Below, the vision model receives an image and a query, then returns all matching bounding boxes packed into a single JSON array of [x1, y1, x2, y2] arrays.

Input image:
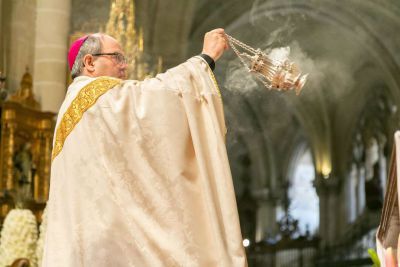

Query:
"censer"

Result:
[[225, 34, 308, 95]]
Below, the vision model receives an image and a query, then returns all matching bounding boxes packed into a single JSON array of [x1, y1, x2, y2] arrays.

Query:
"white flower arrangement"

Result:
[[36, 206, 47, 267], [0, 209, 38, 267]]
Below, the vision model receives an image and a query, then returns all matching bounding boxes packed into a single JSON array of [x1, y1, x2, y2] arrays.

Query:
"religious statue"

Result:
[[13, 142, 34, 205]]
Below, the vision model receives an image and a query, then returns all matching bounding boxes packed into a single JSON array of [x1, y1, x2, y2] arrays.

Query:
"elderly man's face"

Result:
[[92, 35, 127, 79]]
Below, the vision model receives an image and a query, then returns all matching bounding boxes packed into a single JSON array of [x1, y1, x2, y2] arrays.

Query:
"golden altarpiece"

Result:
[[0, 69, 55, 222]]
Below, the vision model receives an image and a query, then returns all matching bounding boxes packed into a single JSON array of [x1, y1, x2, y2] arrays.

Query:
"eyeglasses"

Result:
[[91, 52, 128, 65]]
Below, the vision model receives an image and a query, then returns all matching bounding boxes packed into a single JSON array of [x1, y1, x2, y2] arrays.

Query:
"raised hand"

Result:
[[201, 28, 229, 62]]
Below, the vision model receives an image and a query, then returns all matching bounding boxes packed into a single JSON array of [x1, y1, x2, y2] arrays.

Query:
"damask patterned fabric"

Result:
[[42, 57, 247, 267]]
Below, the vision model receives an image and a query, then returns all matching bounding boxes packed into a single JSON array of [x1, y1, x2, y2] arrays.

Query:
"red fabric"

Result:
[[68, 35, 89, 71]]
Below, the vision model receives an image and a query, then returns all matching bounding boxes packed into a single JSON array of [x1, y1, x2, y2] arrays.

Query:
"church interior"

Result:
[[1, 0, 400, 266]]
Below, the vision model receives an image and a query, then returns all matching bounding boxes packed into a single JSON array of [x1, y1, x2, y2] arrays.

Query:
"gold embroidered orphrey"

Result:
[[51, 77, 122, 161], [206, 63, 222, 98]]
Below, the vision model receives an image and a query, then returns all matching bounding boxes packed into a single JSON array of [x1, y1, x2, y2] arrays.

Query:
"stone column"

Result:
[[33, 0, 71, 112], [346, 164, 357, 223], [254, 188, 277, 242], [357, 165, 366, 215], [8, 0, 36, 92], [315, 176, 340, 247]]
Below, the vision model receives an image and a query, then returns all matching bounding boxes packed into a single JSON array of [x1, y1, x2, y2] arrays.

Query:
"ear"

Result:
[[82, 54, 96, 73]]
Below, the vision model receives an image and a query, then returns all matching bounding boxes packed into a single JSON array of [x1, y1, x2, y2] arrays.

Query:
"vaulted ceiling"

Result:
[[183, 0, 400, 197]]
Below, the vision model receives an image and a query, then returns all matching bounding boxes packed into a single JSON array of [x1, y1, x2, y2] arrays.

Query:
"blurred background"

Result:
[[1, 0, 400, 266]]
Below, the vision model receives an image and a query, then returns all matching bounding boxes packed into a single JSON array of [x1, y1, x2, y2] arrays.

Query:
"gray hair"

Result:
[[71, 35, 102, 79]]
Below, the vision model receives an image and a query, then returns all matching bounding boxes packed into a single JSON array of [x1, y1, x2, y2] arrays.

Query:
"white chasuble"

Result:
[[42, 57, 247, 267]]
